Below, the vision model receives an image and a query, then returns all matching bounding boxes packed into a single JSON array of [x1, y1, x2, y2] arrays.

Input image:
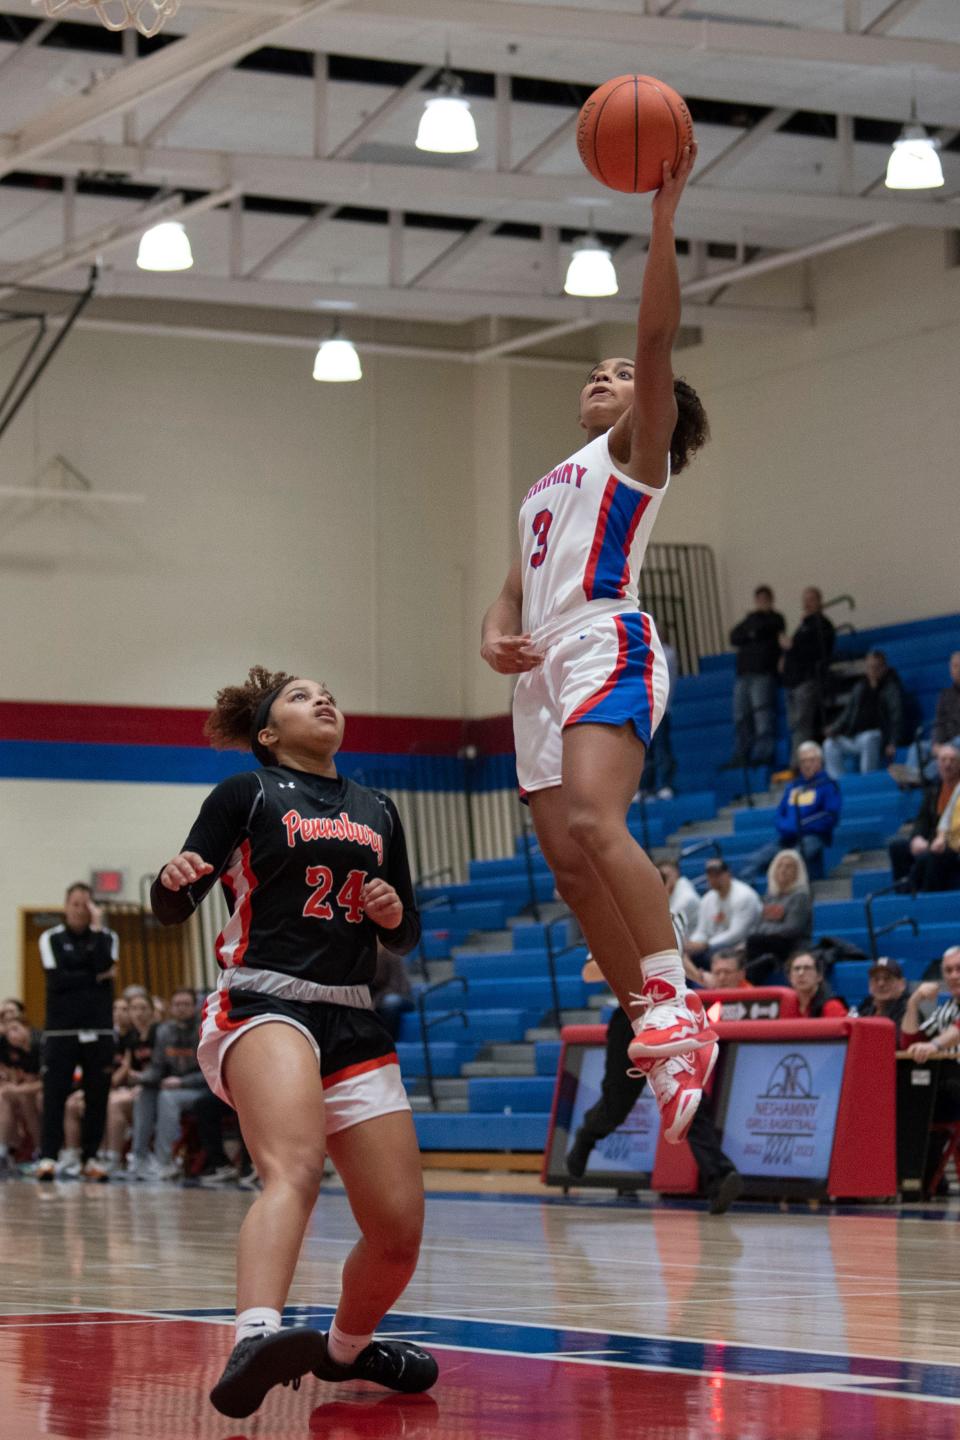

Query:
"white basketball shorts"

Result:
[[512, 610, 669, 796]]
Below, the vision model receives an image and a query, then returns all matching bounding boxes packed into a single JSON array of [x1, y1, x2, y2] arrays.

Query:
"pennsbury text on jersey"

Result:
[[281, 808, 384, 864]]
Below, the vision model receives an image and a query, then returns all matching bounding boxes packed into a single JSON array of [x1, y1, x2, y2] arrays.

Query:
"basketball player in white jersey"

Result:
[[481, 144, 715, 1144]]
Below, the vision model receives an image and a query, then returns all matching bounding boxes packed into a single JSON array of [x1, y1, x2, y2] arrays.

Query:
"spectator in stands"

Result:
[[639, 636, 679, 800], [685, 859, 762, 963], [657, 859, 701, 938], [786, 951, 847, 1018], [685, 948, 751, 990], [740, 742, 842, 883], [854, 958, 909, 1028], [35, 883, 119, 1183], [823, 651, 906, 779], [730, 585, 785, 769], [104, 990, 156, 1173], [889, 745, 960, 888], [895, 652, 960, 785], [567, 961, 743, 1214], [902, 947, 960, 1190], [902, 947, 960, 1058], [130, 987, 207, 1181], [781, 587, 836, 762], [709, 950, 749, 989], [370, 945, 414, 1040], [0, 1017, 42, 1173], [743, 850, 813, 974], [1, 997, 27, 1027]]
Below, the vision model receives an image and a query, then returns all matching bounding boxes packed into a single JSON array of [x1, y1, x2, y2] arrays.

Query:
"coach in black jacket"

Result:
[[36, 883, 118, 1180]]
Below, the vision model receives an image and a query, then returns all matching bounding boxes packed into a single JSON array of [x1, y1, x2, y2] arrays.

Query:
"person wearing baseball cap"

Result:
[[855, 957, 908, 1029]]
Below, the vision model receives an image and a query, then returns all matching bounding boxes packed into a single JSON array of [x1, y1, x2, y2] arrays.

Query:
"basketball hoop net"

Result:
[[31, 0, 182, 38]]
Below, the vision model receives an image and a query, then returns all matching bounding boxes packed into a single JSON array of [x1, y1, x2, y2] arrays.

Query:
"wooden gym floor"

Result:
[[2, 1171, 960, 1439]]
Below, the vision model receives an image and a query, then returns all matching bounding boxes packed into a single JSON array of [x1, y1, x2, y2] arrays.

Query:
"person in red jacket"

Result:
[[786, 951, 848, 1018]]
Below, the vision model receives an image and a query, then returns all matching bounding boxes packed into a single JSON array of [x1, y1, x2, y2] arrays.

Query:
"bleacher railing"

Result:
[[639, 542, 724, 676]]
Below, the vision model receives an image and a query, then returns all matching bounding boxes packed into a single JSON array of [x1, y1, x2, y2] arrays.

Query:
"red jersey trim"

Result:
[[322, 1051, 399, 1090]]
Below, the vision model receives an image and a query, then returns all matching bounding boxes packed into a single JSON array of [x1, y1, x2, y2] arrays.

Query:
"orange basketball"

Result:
[[577, 74, 694, 193]]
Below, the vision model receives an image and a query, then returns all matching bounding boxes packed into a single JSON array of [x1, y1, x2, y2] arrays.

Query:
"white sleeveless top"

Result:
[[518, 429, 669, 649]]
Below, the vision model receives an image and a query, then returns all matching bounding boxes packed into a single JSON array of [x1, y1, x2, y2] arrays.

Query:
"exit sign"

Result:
[[91, 869, 125, 898]]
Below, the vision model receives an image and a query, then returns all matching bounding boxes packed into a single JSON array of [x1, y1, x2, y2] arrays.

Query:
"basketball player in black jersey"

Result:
[[151, 667, 437, 1418]]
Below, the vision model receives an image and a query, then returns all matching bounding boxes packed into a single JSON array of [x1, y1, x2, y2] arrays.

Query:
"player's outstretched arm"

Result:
[[610, 141, 697, 489], [481, 558, 542, 674]]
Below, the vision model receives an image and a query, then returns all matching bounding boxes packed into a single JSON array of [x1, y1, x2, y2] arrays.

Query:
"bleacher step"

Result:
[[484, 1043, 536, 1064], [423, 960, 455, 982], [409, 1096, 470, 1113], [461, 1060, 536, 1077], [525, 1026, 562, 1042]]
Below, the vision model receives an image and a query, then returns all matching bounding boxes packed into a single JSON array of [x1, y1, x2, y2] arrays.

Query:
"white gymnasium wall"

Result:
[[653, 228, 960, 632], [0, 327, 475, 998], [1, 328, 471, 712]]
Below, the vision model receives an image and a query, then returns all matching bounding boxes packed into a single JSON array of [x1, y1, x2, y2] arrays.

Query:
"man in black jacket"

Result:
[[889, 744, 960, 886], [730, 585, 785, 767], [823, 651, 906, 779], [781, 587, 836, 763], [36, 883, 118, 1182]]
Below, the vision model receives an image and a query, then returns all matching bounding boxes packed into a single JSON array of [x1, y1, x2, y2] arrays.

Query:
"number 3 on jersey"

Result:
[[303, 865, 367, 923], [530, 508, 552, 568]]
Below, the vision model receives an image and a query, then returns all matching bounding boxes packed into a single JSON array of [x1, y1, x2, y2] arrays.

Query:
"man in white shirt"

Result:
[[686, 859, 762, 962], [657, 859, 700, 937]]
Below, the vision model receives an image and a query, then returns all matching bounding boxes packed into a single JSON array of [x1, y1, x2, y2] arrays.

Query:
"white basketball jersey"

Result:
[[518, 428, 669, 647]]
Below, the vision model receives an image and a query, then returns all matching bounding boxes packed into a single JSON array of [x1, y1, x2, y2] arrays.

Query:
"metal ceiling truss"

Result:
[[0, 0, 957, 359]]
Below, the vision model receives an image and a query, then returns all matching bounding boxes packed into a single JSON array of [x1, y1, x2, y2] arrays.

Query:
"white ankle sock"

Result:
[[629, 950, 687, 1034], [235, 1306, 281, 1344], [327, 1320, 373, 1366]]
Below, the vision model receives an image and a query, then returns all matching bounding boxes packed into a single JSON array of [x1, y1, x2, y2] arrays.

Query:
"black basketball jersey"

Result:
[[150, 766, 420, 987]]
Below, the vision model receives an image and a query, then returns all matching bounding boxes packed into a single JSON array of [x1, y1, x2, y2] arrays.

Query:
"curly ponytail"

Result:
[[204, 665, 294, 751], [670, 377, 710, 475]]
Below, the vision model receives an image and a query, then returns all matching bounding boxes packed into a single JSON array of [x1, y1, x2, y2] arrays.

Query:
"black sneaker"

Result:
[[313, 1334, 439, 1394], [565, 1129, 596, 1179], [708, 1169, 744, 1215], [209, 1327, 326, 1418]]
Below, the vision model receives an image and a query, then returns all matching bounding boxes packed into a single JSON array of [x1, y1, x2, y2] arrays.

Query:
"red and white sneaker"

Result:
[[626, 979, 716, 1061], [639, 1038, 719, 1145]]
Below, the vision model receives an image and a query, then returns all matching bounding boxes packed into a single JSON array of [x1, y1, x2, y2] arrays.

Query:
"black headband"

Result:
[[250, 682, 288, 766]]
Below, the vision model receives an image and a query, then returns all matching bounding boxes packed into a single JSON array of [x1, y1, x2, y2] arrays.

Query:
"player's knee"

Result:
[[262, 1150, 325, 1200], [567, 804, 617, 855], [366, 1212, 422, 1270]]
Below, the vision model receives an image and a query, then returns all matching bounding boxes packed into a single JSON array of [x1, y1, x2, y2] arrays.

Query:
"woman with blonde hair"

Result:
[[744, 848, 813, 978]]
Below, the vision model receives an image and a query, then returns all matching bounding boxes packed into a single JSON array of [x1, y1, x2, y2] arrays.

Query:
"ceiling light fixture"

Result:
[[312, 326, 362, 383], [415, 70, 479, 154], [564, 235, 618, 298], [885, 87, 944, 191], [135, 220, 194, 272]]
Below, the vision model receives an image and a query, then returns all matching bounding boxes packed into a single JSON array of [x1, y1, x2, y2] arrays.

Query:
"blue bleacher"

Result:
[[414, 1112, 550, 1151], [397, 1009, 536, 1045], [415, 974, 592, 1012], [395, 1041, 477, 1077], [453, 948, 589, 983], [535, 1041, 562, 1076], [404, 611, 959, 1152], [467, 1077, 556, 1113]]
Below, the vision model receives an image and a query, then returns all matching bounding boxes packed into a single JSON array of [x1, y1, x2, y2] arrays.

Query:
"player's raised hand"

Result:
[[652, 140, 697, 222], [362, 878, 403, 929], [481, 634, 543, 674], [160, 851, 214, 891]]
